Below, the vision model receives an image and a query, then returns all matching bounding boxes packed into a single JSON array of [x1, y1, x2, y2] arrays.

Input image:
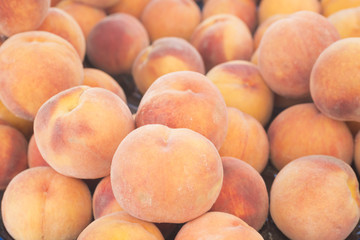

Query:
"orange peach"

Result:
[[328, 7, 360, 38], [0, 0, 51, 36], [87, 13, 149, 75], [258, 11, 340, 99], [175, 211, 264, 240], [321, 0, 360, 17], [1, 167, 92, 240], [132, 37, 205, 94], [210, 157, 269, 231], [83, 68, 126, 102], [0, 124, 28, 190], [140, 0, 201, 41], [218, 107, 269, 173], [111, 124, 223, 223], [190, 14, 253, 71], [78, 211, 164, 240], [310, 38, 360, 122], [37, 7, 86, 60], [106, 0, 151, 19], [27, 134, 49, 168], [0, 31, 83, 121], [267, 103, 354, 170], [206, 60, 274, 126], [250, 48, 259, 65], [34, 86, 135, 179], [270, 155, 360, 240], [135, 71, 228, 150], [73, 0, 118, 9]]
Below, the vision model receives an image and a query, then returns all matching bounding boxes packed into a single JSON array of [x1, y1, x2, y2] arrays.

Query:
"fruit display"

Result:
[[0, 0, 360, 240]]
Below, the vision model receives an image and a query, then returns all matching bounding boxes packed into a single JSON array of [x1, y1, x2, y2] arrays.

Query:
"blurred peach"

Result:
[[107, 0, 151, 19]]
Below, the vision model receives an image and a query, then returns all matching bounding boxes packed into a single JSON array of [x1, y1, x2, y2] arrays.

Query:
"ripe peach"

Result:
[[310, 38, 360, 122], [83, 68, 126, 102], [328, 7, 360, 38], [268, 103, 354, 170], [202, 0, 257, 32], [135, 71, 228, 150], [1, 167, 92, 240], [270, 155, 360, 240], [87, 13, 149, 75], [34, 86, 135, 179], [111, 124, 223, 223], [258, 11, 340, 99], [206, 60, 274, 126], [175, 211, 264, 240], [107, 0, 151, 19], [37, 7, 86, 60], [0, 31, 83, 121], [73, 0, 118, 9], [321, 0, 360, 17], [0, 0, 50, 36], [27, 134, 49, 168], [141, 0, 201, 42], [132, 37, 205, 94], [190, 14, 253, 71], [78, 211, 164, 240], [218, 107, 269, 173]]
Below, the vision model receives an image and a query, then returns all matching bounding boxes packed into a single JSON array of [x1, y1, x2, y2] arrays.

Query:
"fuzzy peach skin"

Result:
[[34, 86, 135, 179], [321, 0, 360, 16], [0, 124, 28, 190], [37, 7, 86, 60], [56, 0, 106, 40], [132, 37, 205, 95], [1, 167, 92, 240], [270, 155, 360, 240], [328, 7, 360, 38], [93, 175, 123, 219], [206, 60, 274, 126], [140, 0, 201, 41], [135, 71, 228, 150], [0, 0, 50, 36], [258, 0, 321, 24], [218, 107, 269, 173], [190, 14, 253, 72], [87, 13, 149, 75], [202, 0, 257, 32], [0, 31, 83, 121], [73, 0, 118, 9], [111, 124, 223, 223], [210, 157, 269, 231], [354, 131, 360, 175], [106, 0, 151, 19], [268, 103, 354, 170], [83, 68, 126, 102], [78, 211, 164, 240], [258, 11, 340, 99], [175, 211, 264, 240], [27, 134, 49, 168], [310, 38, 360, 122]]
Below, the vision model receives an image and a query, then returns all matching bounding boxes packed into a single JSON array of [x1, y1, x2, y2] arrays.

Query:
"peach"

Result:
[[2, 167, 92, 240], [258, 11, 340, 99], [135, 71, 228, 150], [250, 48, 259, 65], [111, 124, 223, 223], [210, 157, 269, 231], [93, 175, 123, 219], [0, 124, 28, 190], [78, 211, 164, 240], [106, 0, 152, 19], [190, 14, 253, 71], [56, 0, 107, 40], [34, 86, 135, 179], [321, 0, 360, 17], [0, 31, 83, 121], [132, 37, 205, 95], [27, 134, 49, 168], [83, 68, 126, 102], [270, 155, 360, 240], [140, 0, 201, 41], [258, 0, 321, 24], [87, 13, 149, 75], [51, 0, 62, 6], [37, 7, 86, 60], [73, 0, 118, 9], [202, 0, 257, 32], [218, 107, 269, 173], [310, 38, 360, 122], [206, 60, 274, 126], [328, 7, 360, 38], [354, 131, 360, 174], [175, 211, 264, 240], [0, 0, 50, 36], [268, 103, 354, 170]]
